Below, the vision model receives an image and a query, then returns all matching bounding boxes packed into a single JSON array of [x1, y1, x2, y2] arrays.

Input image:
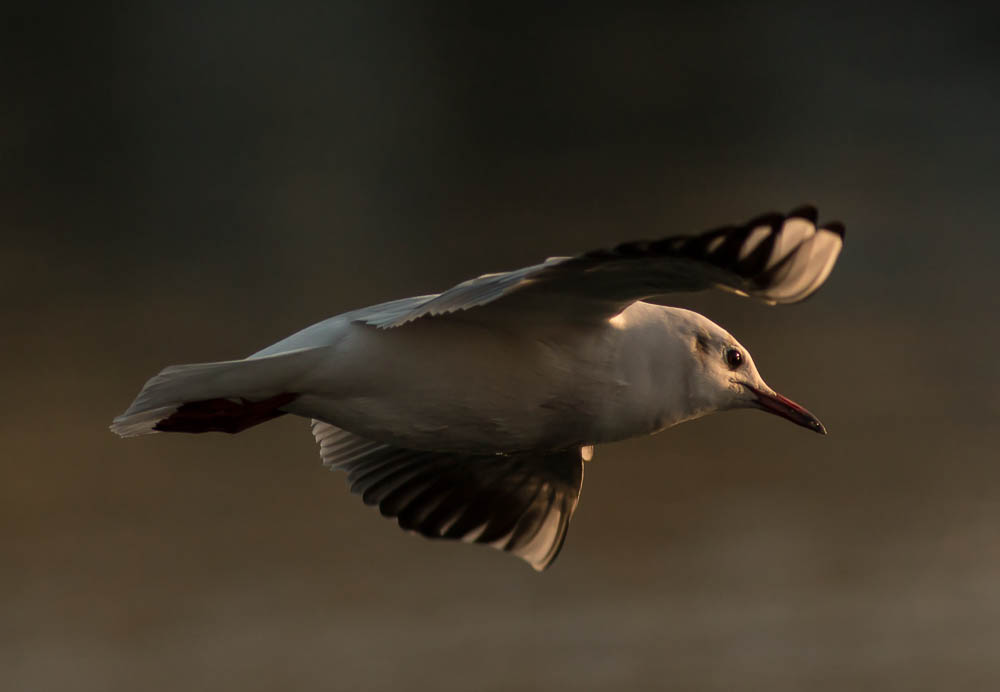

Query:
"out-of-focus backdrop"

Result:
[[5, 3, 1000, 690]]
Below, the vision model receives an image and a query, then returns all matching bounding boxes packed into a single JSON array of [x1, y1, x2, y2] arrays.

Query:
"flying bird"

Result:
[[113, 205, 844, 570]]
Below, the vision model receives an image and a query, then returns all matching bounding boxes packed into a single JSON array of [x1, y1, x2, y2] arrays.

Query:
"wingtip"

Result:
[[746, 210, 785, 230], [822, 220, 846, 239], [787, 204, 819, 224]]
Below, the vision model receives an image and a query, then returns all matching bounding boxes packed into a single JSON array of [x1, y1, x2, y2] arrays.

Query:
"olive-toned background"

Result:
[[5, 3, 1000, 690]]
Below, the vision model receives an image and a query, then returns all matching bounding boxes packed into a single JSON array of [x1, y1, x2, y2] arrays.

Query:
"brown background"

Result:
[[4, 3, 1000, 690]]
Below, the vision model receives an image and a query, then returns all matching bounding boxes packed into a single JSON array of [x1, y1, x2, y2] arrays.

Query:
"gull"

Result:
[[112, 205, 844, 570]]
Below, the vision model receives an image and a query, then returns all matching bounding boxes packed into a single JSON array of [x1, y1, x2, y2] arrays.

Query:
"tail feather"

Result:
[[109, 405, 179, 438], [111, 347, 323, 437], [152, 392, 298, 434]]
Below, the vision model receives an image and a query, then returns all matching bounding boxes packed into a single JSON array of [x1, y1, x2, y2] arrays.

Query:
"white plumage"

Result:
[[113, 205, 844, 570]]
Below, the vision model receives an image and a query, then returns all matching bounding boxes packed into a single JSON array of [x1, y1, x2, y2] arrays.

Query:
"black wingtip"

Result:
[[787, 204, 819, 223], [746, 211, 785, 230], [822, 220, 846, 239]]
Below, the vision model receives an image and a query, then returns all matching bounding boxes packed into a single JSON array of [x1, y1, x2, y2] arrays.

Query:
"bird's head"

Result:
[[681, 312, 826, 435]]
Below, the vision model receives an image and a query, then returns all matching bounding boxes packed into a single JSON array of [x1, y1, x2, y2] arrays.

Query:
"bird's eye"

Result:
[[725, 348, 743, 369]]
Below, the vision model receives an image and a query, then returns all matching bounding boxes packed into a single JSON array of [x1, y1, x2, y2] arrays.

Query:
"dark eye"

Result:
[[725, 348, 743, 369]]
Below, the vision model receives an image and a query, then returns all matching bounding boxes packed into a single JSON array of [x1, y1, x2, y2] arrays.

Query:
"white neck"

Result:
[[591, 302, 719, 443]]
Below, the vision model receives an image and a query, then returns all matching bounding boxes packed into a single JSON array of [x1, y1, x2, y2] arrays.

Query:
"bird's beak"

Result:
[[745, 385, 827, 435]]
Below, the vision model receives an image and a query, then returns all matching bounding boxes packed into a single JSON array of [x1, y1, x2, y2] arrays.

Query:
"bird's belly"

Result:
[[298, 393, 586, 452], [288, 320, 622, 452]]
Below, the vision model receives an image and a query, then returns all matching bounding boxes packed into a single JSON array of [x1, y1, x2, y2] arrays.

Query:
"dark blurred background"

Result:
[[4, 2, 1000, 690]]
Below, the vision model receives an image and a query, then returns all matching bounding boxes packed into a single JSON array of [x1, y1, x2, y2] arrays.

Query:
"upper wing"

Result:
[[312, 421, 587, 571], [362, 205, 844, 328]]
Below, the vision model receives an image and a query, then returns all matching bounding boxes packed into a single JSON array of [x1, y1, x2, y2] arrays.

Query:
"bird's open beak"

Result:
[[746, 385, 827, 435]]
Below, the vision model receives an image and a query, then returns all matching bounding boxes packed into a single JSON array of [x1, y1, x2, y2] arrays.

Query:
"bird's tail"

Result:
[[110, 347, 324, 437]]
